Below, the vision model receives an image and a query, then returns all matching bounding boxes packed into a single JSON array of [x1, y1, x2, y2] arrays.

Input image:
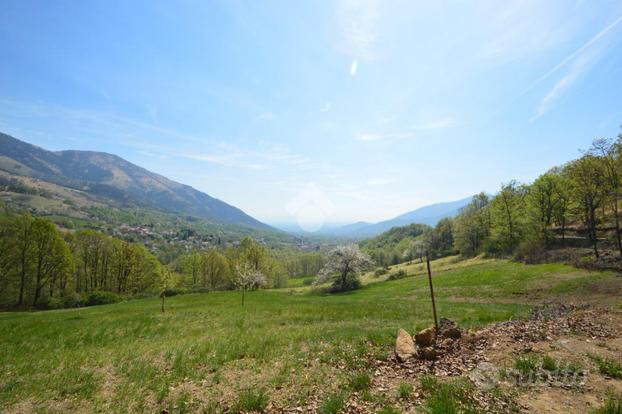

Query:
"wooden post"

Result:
[[425, 251, 439, 332]]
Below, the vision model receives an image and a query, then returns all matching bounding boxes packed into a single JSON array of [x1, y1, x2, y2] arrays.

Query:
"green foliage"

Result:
[[387, 269, 408, 280], [86, 291, 123, 306], [453, 193, 490, 257], [360, 223, 431, 266]]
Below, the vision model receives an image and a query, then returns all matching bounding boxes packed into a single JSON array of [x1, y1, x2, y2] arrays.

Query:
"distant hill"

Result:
[[332, 196, 474, 238], [0, 132, 272, 230]]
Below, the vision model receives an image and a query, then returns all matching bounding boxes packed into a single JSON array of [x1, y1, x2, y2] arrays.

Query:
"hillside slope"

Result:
[[0, 132, 271, 230]]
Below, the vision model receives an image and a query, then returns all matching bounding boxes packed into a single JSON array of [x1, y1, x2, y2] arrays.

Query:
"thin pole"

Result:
[[425, 251, 439, 332]]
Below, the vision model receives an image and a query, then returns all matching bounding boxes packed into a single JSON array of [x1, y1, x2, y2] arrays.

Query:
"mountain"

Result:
[[332, 196, 474, 238], [0, 132, 271, 230]]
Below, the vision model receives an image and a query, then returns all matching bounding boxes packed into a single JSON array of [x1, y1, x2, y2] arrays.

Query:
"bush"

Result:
[[45, 297, 64, 310], [374, 268, 388, 277], [388, 270, 408, 281], [61, 293, 86, 308], [328, 277, 361, 293], [86, 291, 122, 306], [161, 288, 188, 297]]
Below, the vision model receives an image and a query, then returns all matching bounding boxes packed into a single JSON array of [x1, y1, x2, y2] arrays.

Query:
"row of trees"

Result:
[[0, 212, 163, 309], [175, 237, 290, 292], [454, 134, 622, 258]]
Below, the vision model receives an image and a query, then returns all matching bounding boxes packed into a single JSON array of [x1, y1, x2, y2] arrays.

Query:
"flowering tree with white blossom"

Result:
[[316, 245, 373, 292]]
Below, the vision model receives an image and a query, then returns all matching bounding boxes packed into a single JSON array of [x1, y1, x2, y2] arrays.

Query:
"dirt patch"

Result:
[[323, 304, 622, 414]]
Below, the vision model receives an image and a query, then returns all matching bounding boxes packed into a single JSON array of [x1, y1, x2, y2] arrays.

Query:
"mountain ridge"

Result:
[[0, 132, 272, 230], [328, 196, 474, 237]]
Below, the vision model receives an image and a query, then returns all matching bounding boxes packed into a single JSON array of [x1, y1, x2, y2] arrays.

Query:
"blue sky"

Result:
[[1, 0, 622, 226]]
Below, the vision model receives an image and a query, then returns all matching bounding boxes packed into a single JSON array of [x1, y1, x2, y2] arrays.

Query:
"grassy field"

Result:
[[0, 258, 619, 413]]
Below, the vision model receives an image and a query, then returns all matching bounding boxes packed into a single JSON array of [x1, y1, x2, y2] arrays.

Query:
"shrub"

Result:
[[328, 278, 361, 293], [374, 268, 388, 277], [86, 291, 122, 306], [388, 270, 408, 281], [61, 293, 86, 308], [45, 297, 64, 310], [232, 389, 269, 413], [161, 288, 188, 297]]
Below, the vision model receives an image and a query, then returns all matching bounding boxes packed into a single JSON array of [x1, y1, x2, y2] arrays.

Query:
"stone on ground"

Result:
[[395, 328, 417, 361], [415, 327, 436, 347]]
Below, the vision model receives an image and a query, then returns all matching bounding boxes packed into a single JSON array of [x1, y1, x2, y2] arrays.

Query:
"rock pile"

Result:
[[395, 318, 466, 362]]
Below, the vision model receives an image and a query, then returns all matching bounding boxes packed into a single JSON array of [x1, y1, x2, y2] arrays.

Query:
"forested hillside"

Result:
[[362, 132, 622, 271]]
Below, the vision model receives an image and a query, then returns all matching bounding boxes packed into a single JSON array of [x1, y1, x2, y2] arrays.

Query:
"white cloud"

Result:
[[321, 102, 332, 112]]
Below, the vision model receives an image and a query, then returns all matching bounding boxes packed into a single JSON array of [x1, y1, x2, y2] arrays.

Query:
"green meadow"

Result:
[[0, 258, 617, 413]]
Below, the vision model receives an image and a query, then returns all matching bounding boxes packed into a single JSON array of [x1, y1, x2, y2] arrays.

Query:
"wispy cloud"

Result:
[[533, 14, 622, 89], [181, 153, 269, 170], [367, 177, 397, 186], [533, 15, 622, 118], [320, 102, 332, 112], [355, 118, 455, 142], [335, 0, 380, 60], [256, 111, 277, 121]]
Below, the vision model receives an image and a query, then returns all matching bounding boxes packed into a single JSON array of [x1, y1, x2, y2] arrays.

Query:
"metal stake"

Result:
[[425, 250, 439, 332]]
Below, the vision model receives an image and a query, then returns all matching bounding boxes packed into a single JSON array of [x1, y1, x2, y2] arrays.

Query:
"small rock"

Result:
[[395, 328, 417, 361], [415, 327, 436, 347]]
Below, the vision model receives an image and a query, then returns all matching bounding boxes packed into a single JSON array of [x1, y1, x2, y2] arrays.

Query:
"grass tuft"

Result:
[[542, 355, 557, 371], [590, 355, 622, 379], [398, 382, 413, 399], [590, 396, 622, 414], [420, 374, 438, 392], [232, 389, 269, 413], [514, 355, 539, 376], [377, 406, 401, 414], [320, 393, 346, 414], [349, 372, 372, 391]]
